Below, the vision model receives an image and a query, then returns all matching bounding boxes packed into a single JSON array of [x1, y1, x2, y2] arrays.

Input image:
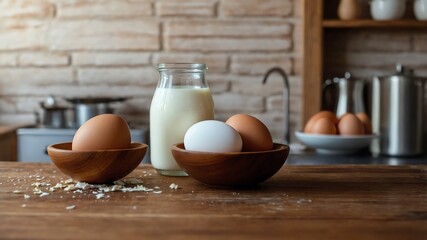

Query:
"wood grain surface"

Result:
[[323, 19, 427, 28], [0, 162, 426, 240], [47, 142, 148, 183], [302, 0, 323, 124]]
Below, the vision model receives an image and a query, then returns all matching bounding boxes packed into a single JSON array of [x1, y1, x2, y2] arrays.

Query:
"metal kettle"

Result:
[[323, 72, 366, 117], [371, 64, 425, 156]]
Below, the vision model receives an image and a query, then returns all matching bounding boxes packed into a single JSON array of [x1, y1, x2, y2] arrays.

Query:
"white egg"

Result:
[[184, 120, 242, 152]]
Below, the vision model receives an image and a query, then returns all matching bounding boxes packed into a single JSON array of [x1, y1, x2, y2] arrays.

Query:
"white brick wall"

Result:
[[56, 0, 153, 18], [220, 0, 293, 17], [230, 54, 293, 75], [18, 53, 70, 66], [0, 68, 73, 85], [73, 52, 151, 67], [77, 68, 157, 86], [0, 19, 49, 50], [0, 54, 18, 67], [0, 0, 300, 140], [0, 0, 54, 19], [156, 0, 217, 17], [49, 19, 160, 51]]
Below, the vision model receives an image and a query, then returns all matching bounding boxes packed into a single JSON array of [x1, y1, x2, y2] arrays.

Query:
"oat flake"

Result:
[[66, 205, 76, 210], [39, 192, 50, 197]]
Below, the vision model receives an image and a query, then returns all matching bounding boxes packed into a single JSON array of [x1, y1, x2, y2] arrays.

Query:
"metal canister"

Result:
[[371, 64, 425, 156], [323, 72, 366, 118]]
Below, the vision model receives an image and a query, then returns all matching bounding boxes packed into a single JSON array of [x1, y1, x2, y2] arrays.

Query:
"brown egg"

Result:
[[72, 114, 131, 151], [356, 112, 372, 135], [337, 113, 364, 135], [310, 118, 337, 135], [304, 111, 338, 133], [226, 114, 273, 152]]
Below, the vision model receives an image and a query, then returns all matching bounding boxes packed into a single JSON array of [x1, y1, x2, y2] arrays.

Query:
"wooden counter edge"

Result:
[[0, 124, 33, 162]]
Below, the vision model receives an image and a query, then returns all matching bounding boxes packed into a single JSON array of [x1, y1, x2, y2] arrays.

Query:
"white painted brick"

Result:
[[230, 54, 292, 75], [220, 0, 292, 17], [0, 0, 54, 18], [73, 52, 151, 66], [49, 20, 159, 51], [156, 0, 217, 17], [114, 97, 152, 114], [207, 81, 229, 94], [251, 111, 285, 142], [0, 85, 156, 98], [266, 94, 302, 116], [122, 113, 150, 126], [0, 19, 48, 50], [77, 68, 158, 86], [152, 53, 229, 73], [0, 54, 18, 66], [56, 0, 152, 18], [166, 37, 291, 52], [165, 20, 291, 37], [0, 68, 73, 85], [206, 74, 231, 93], [0, 96, 44, 113], [293, 56, 302, 75], [213, 93, 264, 112], [293, 22, 302, 56], [16, 96, 45, 113], [104, 113, 148, 127], [18, 52, 70, 66], [231, 75, 301, 97], [251, 111, 300, 142], [0, 97, 16, 113], [0, 113, 36, 125]]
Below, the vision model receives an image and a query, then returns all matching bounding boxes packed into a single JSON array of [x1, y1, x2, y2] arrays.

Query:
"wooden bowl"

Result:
[[47, 142, 148, 184], [171, 143, 289, 187]]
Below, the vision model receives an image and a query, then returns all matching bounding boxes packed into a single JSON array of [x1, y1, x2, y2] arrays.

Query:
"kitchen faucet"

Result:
[[262, 67, 290, 145]]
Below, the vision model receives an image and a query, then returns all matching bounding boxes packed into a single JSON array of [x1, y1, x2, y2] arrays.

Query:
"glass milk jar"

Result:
[[150, 63, 215, 176]]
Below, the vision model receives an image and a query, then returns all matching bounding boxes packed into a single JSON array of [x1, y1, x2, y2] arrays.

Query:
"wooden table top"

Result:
[[0, 162, 426, 240]]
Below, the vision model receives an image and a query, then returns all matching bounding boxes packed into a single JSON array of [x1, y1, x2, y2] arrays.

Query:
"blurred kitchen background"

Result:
[[0, 0, 426, 161], [0, 0, 301, 138]]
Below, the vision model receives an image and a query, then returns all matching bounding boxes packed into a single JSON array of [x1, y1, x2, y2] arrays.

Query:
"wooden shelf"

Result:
[[323, 19, 427, 28], [302, 0, 427, 125]]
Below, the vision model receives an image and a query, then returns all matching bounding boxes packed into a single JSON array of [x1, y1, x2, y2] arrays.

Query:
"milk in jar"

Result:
[[150, 63, 214, 176]]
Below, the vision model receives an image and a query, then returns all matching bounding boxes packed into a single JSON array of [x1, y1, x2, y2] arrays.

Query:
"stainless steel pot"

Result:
[[73, 103, 113, 127], [371, 64, 425, 156], [41, 107, 68, 128], [65, 97, 128, 127], [40, 96, 70, 128]]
